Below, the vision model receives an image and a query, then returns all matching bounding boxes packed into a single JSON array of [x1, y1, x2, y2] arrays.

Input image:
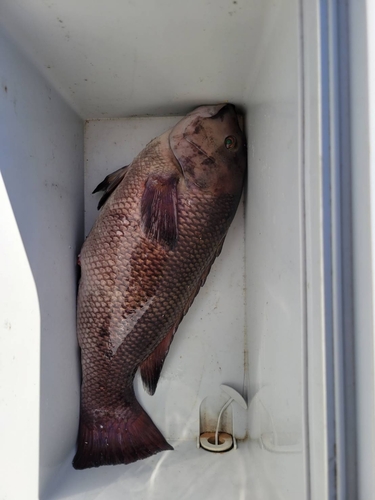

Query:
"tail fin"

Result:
[[72, 401, 173, 470]]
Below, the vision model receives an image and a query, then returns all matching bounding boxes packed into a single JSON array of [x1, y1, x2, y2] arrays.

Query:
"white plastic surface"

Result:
[[0, 0, 270, 118], [0, 29, 84, 499], [221, 384, 248, 409], [0, 0, 340, 498], [44, 441, 305, 500], [0, 173, 40, 500], [199, 433, 233, 452], [349, 0, 375, 498], [244, 0, 306, 493]]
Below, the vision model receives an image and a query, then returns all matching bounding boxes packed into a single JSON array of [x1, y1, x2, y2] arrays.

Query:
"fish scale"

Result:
[[73, 103, 246, 469]]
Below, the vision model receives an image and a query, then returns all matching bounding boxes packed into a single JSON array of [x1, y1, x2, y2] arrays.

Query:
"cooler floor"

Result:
[[44, 440, 305, 500]]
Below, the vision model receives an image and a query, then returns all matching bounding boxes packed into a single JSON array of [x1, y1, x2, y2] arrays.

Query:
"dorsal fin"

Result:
[[93, 165, 129, 209]]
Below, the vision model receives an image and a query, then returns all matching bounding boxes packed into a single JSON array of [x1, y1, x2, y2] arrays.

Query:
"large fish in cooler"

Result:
[[73, 103, 247, 469]]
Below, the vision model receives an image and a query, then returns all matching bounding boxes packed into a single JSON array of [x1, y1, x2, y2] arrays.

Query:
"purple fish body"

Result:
[[73, 104, 247, 469]]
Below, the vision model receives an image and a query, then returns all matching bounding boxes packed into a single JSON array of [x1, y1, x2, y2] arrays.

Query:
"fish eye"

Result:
[[224, 136, 237, 149]]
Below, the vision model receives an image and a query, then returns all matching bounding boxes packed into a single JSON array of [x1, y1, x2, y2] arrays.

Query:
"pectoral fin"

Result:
[[141, 175, 179, 249]]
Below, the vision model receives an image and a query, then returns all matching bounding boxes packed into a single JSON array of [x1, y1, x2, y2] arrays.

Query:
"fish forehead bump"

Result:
[[176, 103, 237, 126], [184, 103, 229, 119], [169, 104, 246, 193]]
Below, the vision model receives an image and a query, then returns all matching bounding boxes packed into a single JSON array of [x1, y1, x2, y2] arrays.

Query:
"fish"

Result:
[[72, 103, 247, 469]]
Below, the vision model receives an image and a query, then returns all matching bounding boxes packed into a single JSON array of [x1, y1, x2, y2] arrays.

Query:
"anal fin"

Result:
[[140, 326, 177, 396], [140, 236, 226, 395]]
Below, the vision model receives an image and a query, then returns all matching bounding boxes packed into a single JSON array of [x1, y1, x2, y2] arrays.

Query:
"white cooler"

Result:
[[1, 1, 374, 499]]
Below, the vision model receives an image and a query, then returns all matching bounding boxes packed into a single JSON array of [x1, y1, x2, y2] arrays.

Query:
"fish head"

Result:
[[169, 104, 247, 195]]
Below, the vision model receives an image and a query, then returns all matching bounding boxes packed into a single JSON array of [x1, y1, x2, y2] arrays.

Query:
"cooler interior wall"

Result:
[[0, 0, 307, 498]]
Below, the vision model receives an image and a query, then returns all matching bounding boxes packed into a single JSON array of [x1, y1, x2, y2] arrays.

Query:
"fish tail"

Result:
[[72, 400, 173, 469]]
